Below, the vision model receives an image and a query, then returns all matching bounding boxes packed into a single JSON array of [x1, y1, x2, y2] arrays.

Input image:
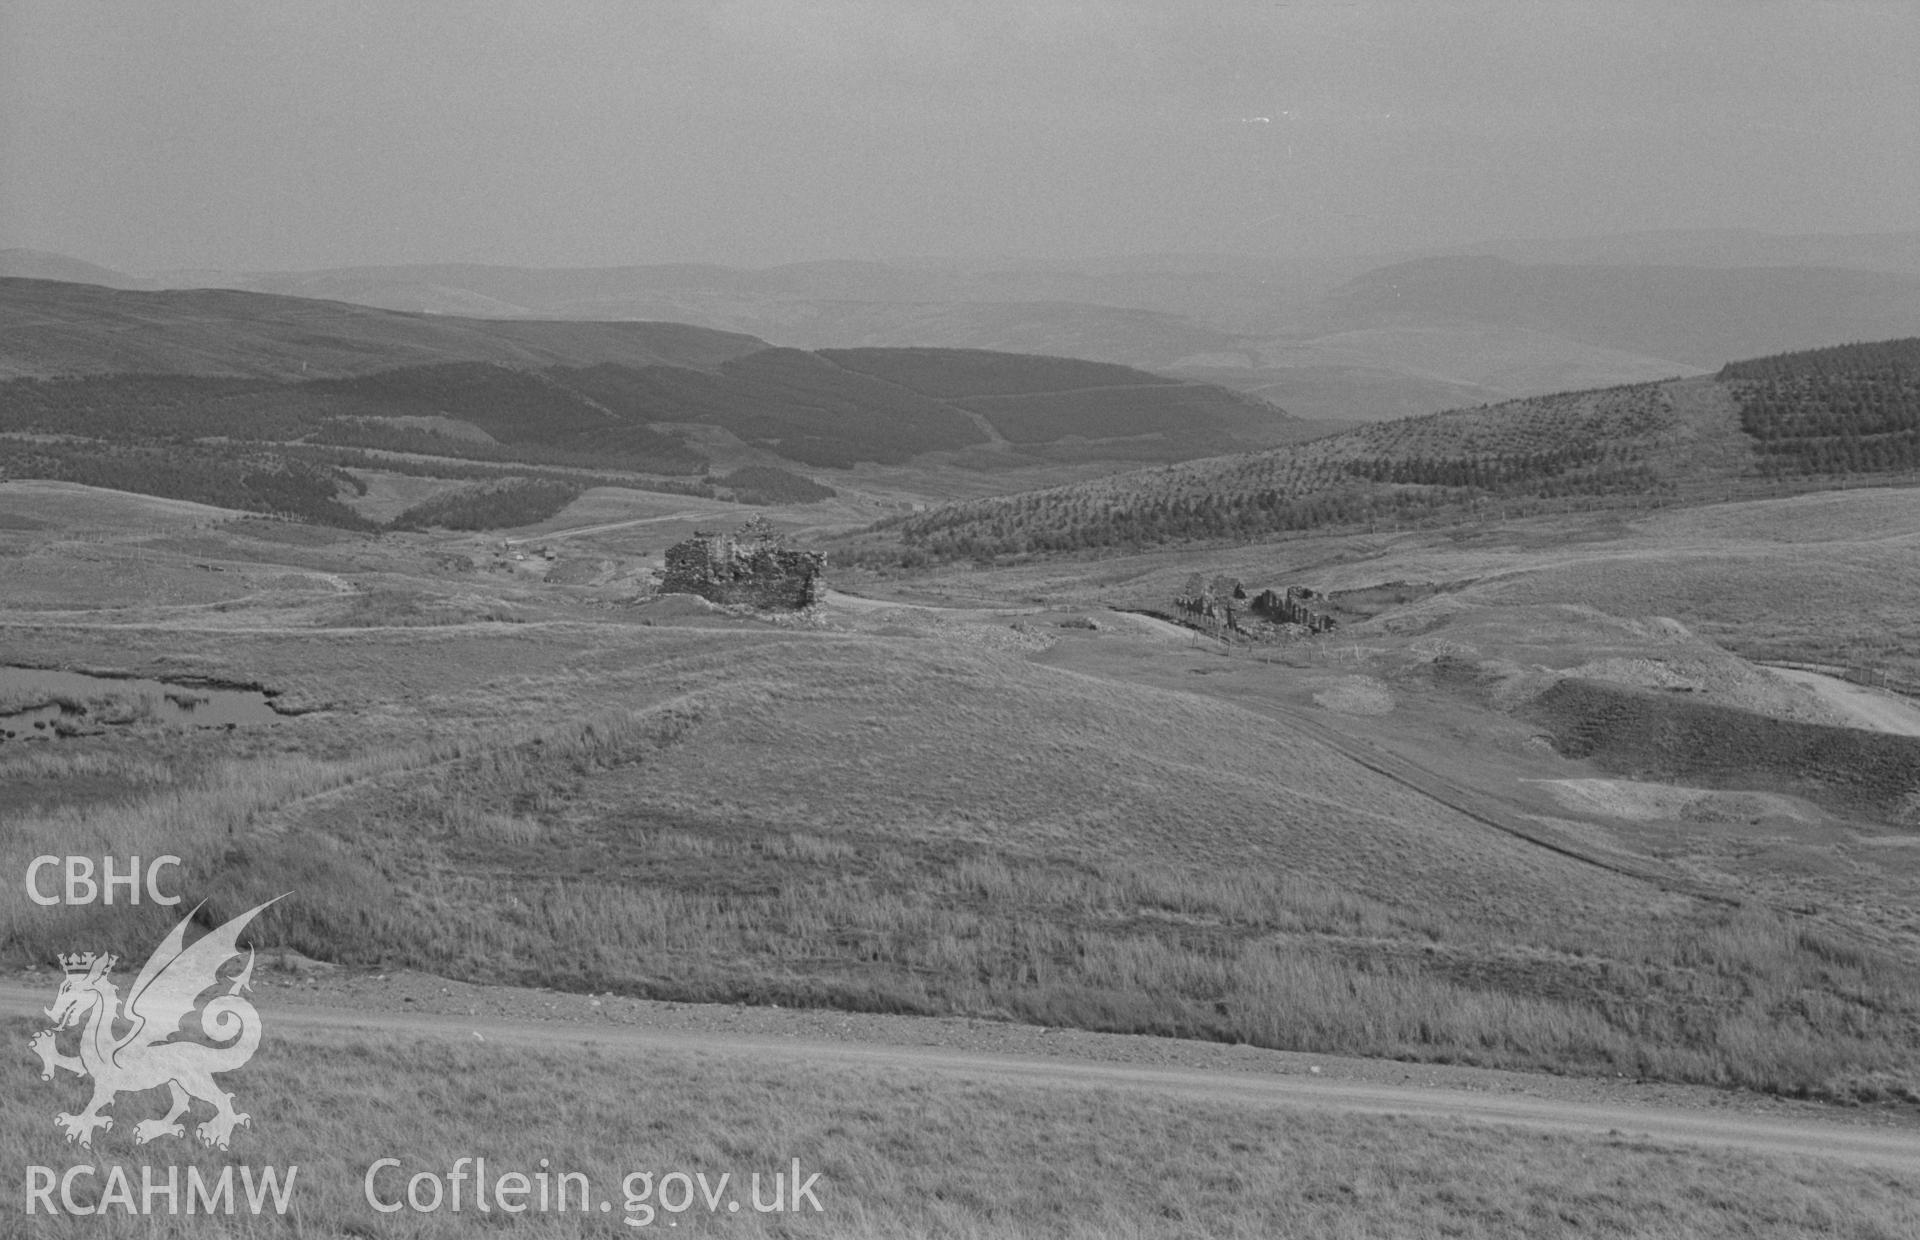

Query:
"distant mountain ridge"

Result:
[[10, 233, 1920, 423], [1323, 256, 1920, 370], [1454, 228, 1920, 273], [0, 276, 767, 381], [0, 249, 148, 288]]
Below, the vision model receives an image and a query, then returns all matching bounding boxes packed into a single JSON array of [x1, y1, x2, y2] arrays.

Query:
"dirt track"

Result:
[[7, 978, 1917, 1172], [503, 509, 712, 544]]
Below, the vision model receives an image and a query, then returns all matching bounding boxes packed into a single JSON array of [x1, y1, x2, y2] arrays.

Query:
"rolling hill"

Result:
[[37, 234, 1915, 425], [7, 476, 1919, 1109], [18, 237, 1920, 428], [857, 338, 1920, 562], [0, 247, 149, 288], [0, 276, 767, 381], [0, 277, 1310, 526]]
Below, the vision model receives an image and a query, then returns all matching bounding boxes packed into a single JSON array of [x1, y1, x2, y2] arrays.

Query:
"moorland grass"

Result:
[[3, 1014, 1915, 1239], [5, 648, 1917, 1104], [5, 504, 1920, 1112]]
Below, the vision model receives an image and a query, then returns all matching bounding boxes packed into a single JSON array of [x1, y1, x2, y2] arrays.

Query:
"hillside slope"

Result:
[[125, 245, 1920, 423], [0, 279, 1307, 523], [1717, 338, 1920, 477], [863, 340, 1920, 561], [6, 497, 1919, 1102], [0, 276, 768, 381]]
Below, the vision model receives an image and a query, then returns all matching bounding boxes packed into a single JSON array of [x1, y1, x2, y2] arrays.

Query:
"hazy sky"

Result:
[[4, 1, 1916, 272]]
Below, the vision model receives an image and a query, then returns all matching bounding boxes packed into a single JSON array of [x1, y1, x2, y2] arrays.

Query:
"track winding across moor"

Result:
[[5, 983, 1916, 1171]]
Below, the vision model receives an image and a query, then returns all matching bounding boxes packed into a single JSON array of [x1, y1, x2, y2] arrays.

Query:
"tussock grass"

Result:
[[0, 698, 712, 960], [0, 687, 77, 715], [9, 743, 1916, 1100], [0, 748, 178, 786], [5, 634, 1918, 1105], [4, 1017, 1916, 1238]]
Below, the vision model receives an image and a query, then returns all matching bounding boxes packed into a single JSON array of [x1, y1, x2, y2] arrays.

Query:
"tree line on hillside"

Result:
[[856, 381, 1680, 564], [291, 445, 717, 499], [305, 418, 706, 474], [0, 348, 1285, 477], [0, 356, 997, 472], [846, 358, 1920, 567], [713, 466, 837, 505], [1725, 368, 1920, 477], [1718, 338, 1920, 382], [387, 478, 583, 532], [305, 363, 711, 472], [864, 460, 1667, 563], [0, 369, 710, 474], [0, 436, 721, 533], [548, 355, 984, 467], [0, 374, 316, 441], [0, 439, 378, 529], [0, 365, 737, 528], [1339, 444, 1619, 488]]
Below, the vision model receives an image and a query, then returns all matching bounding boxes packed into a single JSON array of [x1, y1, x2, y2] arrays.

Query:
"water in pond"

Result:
[[0, 667, 280, 741]]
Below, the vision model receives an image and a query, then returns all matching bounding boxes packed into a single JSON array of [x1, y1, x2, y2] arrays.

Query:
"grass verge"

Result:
[[5, 1015, 1917, 1238]]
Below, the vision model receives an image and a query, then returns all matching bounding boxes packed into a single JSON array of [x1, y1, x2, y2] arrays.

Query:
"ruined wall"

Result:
[[659, 521, 825, 610], [1251, 586, 1338, 633], [1173, 573, 1247, 635], [1173, 575, 1336, 639]]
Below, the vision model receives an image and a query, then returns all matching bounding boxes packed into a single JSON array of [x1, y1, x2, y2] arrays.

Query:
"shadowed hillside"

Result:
[[0, 278, 1305, 523], [100, 242, 1920, 426]]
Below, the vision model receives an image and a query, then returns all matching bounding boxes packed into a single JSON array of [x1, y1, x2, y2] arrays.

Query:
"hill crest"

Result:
[[0, 276, 769, 381]]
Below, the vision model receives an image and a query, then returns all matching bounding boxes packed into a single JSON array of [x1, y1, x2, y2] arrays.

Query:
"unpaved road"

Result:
[[8, 979, 1917, 1172], [819, 589, 1029, 618], [503, 510, 712, 545]]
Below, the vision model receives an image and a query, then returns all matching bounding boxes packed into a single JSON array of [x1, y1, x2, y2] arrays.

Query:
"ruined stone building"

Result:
[[1173, 573, 1249, 635], [1171, 576, 1338, 639], [659, 517, 825, 610], [1251, 586, 1338, 634]]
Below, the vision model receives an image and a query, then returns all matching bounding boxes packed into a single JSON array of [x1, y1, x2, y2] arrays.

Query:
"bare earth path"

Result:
[[1765, 665, 1920, 738], [502, 509, 711, 545], [7, 978, 1917, 1171]]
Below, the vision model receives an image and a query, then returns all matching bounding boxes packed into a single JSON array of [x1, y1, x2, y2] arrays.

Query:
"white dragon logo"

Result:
[[29, 897, 282, 1151]]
